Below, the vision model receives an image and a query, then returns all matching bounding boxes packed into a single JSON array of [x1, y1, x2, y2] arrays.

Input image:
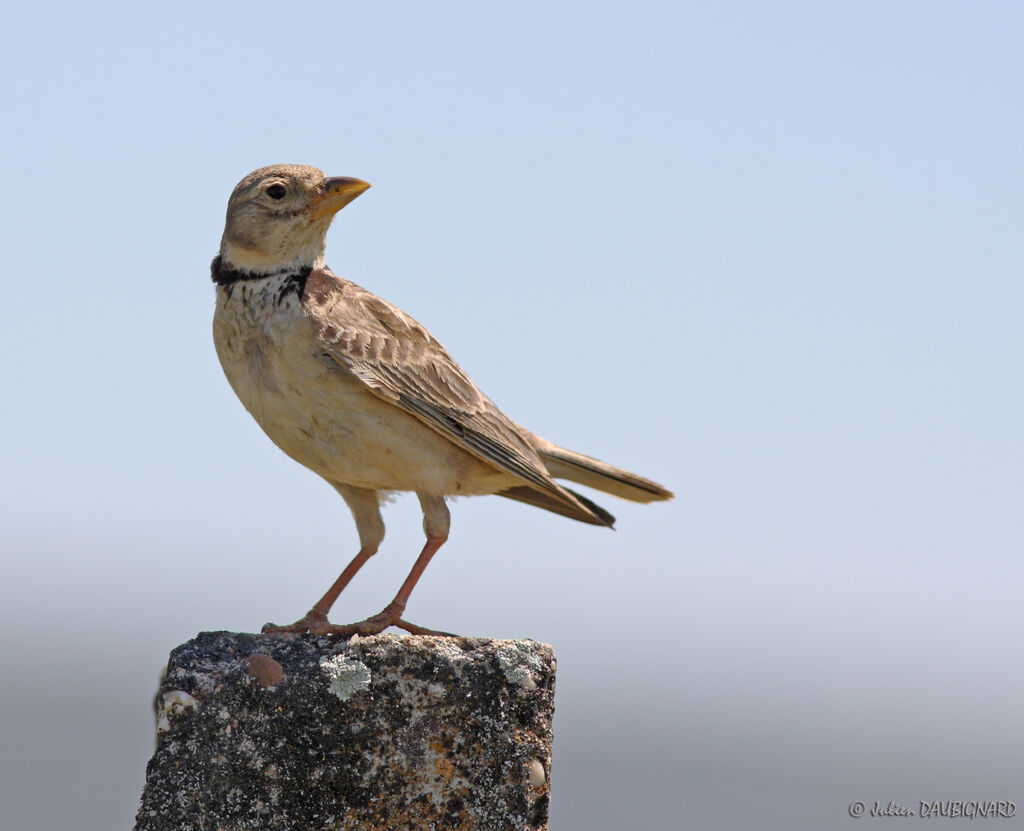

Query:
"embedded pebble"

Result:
[[244, 654, 284, 687], [156, 690, 199, 734]]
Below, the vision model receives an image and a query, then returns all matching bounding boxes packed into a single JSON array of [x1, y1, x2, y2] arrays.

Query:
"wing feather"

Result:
[[301, 268, 611, 525]]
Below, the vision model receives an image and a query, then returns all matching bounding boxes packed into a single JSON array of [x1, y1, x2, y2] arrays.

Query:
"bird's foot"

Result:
[[261, 603, 455, 637], [261, 609, 334, 635]]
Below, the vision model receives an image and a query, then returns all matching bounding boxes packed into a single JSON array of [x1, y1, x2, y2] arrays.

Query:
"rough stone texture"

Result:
[[134, 631, 556, 831]]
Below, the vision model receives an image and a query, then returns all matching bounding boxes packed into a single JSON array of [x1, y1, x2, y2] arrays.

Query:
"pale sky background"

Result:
[[2, 2, 1022, 829]]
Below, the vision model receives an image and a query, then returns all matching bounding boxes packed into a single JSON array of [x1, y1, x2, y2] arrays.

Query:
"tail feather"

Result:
[[498, 484, 616, 526], [535, 442, 674, 504]]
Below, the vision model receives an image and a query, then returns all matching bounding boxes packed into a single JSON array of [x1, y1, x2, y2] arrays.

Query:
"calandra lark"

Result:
[[212, 164, 672, 636]]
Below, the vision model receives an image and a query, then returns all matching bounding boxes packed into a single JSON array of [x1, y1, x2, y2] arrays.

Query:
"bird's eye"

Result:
[[266, 184, 287, 200]]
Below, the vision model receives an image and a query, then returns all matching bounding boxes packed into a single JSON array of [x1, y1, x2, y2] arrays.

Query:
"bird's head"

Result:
[[219, 164, 371, 274]]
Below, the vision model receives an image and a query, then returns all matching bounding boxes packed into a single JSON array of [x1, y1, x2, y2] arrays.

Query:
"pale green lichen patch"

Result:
[[319, 654, 371, 700], [495, 643, 544, 690]]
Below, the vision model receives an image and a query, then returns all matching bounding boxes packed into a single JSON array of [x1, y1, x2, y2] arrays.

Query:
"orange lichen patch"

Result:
[[360, 796, 474, 831], [434, 757, 455, 779], [429, 738, 446, 753], [243, 654, 284, 687]]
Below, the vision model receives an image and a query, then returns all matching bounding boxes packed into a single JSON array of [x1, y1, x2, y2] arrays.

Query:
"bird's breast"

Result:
[[212, 275, 307, 403], [212, 274, 510, 495]]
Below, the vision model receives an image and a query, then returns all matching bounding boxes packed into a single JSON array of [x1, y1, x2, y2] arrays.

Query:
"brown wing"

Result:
[[302, 268, 612, 526]]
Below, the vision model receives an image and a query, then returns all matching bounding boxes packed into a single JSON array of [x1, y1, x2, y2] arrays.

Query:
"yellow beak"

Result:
[[309, 176, 372, 219]]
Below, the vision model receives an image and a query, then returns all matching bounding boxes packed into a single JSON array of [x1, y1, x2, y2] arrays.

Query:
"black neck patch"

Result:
[[210, 255, 313, 300]]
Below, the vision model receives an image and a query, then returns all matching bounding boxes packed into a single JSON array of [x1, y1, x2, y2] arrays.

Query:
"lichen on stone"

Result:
[[320, 654, 372, 700], [495, 642, 544, 690]]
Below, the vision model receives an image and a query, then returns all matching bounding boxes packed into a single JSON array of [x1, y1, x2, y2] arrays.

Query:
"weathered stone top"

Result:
[[135, 631, 556, 831]]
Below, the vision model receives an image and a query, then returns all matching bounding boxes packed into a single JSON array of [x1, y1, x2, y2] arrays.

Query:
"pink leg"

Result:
[[262, 545, 377, 635], [311, 547, 376, 617], [320, 533, 452, 636], [263, 493, 455, 637], [375, 533, 448, 633]]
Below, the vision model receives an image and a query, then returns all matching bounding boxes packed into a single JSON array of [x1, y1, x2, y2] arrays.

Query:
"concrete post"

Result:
[[134, 631, 556, 831]]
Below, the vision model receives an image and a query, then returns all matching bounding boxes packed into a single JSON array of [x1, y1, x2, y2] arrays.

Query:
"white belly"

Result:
[[212, 276, 514, 496]]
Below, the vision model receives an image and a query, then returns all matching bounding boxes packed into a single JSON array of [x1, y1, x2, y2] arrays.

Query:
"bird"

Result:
[[211, 164, 673, 636]]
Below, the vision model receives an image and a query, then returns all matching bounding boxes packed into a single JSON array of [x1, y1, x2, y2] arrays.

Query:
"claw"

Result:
[[262, 609, 332, 635], [396, 618, 457, 636]]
